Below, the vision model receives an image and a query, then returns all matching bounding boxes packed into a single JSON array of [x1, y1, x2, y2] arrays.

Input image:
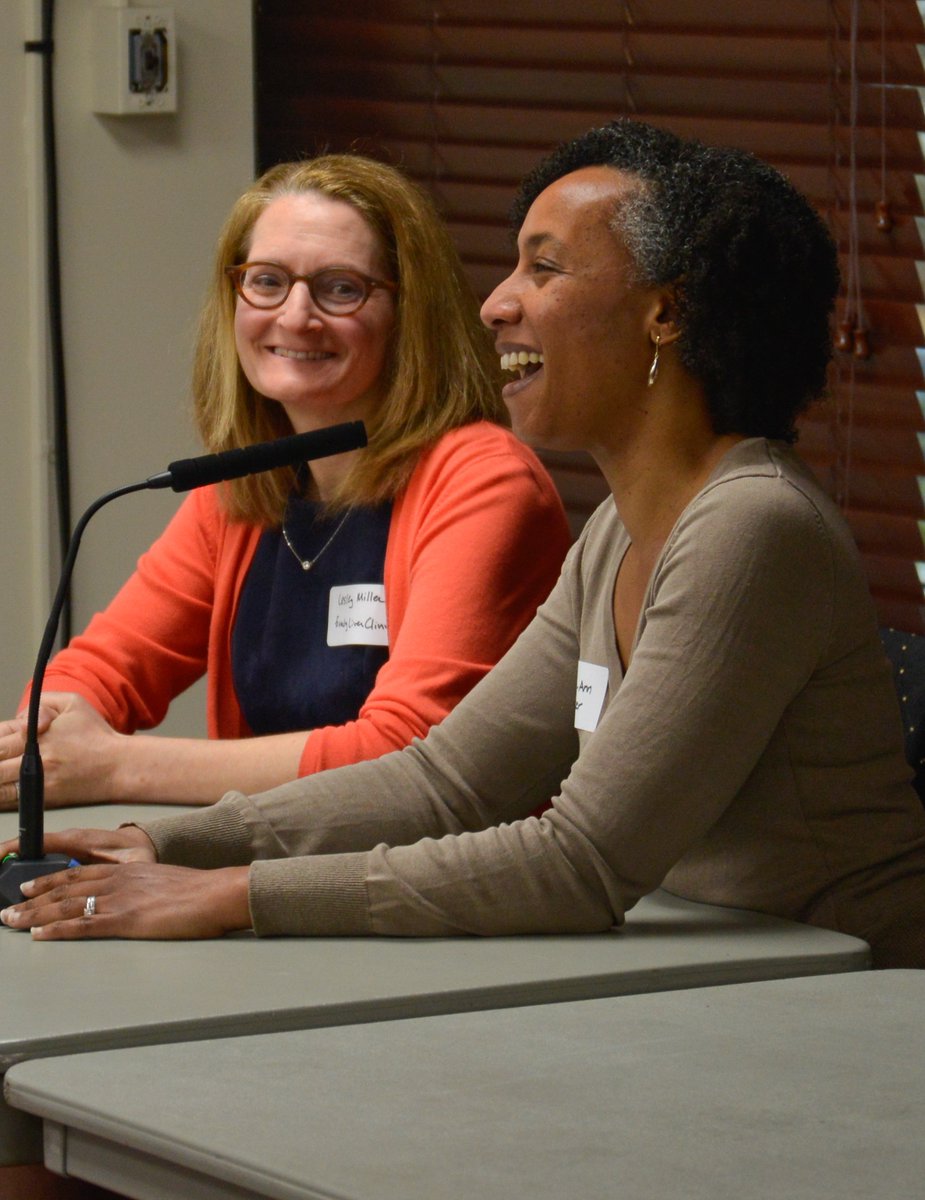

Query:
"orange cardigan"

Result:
[[33, 423, 571, 776]]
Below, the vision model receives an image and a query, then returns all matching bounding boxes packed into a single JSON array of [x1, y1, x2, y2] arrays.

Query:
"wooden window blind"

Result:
[[254, 0, 925, 632]]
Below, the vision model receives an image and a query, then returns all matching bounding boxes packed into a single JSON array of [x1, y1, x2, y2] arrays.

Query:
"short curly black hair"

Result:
[[511, 119, 840, 442]]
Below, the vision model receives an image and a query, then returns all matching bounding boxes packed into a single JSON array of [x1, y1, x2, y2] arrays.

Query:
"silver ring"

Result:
[[83, 896, 96, 918]]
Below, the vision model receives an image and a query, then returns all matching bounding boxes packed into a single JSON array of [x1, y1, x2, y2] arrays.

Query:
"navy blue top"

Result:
[[231, 500, 392, 735]]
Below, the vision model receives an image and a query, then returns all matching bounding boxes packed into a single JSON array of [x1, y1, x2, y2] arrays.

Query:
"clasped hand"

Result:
[[0, 693, 125, 808]]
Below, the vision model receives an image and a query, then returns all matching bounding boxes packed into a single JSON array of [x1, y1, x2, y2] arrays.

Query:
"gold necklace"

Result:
[[281, 509, 351, 572]]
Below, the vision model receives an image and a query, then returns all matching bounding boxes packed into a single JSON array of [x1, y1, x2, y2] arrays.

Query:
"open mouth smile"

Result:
[[500, 350, 544, 380], [271, 347, 335, 362]]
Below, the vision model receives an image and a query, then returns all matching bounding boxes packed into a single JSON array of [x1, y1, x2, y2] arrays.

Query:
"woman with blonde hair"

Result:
[[0, 154, 569, 807]]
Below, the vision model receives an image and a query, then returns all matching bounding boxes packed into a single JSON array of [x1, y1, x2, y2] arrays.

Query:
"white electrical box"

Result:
[[92, 5, 177, 115]]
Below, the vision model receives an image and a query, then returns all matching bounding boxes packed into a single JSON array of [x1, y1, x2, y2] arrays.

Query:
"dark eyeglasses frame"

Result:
[[225, 262, 397, 315]]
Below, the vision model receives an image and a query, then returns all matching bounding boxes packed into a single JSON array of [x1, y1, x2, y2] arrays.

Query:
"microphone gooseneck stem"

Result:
[[12, 419, 366, 871], [2, 476, 159, 905], [19, 480, 150, 858]]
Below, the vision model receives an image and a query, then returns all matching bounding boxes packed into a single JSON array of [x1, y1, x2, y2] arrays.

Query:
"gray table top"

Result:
[[0, 806, 869, 1071], [0, 804, 869, 1167], [7, 970, 921, 1200]]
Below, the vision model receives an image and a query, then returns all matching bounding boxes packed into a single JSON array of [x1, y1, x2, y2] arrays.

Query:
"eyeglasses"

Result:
[[225, 262, 397, 315]]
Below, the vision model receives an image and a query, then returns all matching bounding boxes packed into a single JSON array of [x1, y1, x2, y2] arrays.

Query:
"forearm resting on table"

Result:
[[112, 730, 307, 805], [3, 695, 305, 808]]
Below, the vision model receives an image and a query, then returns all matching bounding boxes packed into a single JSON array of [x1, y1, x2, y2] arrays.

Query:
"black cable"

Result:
[[26, 0, 72, 644]]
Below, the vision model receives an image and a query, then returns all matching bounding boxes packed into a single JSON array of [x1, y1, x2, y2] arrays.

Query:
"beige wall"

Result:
[[1, 0, 254, 735], [1, 2, 47, 715]]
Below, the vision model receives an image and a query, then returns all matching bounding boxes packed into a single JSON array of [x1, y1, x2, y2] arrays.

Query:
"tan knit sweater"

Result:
[[142, 440, 925, 967]]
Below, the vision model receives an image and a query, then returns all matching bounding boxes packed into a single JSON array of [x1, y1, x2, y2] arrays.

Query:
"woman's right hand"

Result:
[[0, 691, 307, 808], [0, 693, 127, 809], [0, 825, 157, 866]]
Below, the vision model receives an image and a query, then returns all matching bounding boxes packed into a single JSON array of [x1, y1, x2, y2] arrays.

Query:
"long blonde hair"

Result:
[[192, 155, 504, 523]]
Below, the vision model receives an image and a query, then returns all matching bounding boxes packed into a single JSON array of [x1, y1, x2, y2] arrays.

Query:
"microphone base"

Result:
[[0, 855, 72, 908]]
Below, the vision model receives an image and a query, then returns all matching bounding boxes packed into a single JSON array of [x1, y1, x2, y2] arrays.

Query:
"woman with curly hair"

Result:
[[7, 120, 925, 968], [0, 155, 569, 807]]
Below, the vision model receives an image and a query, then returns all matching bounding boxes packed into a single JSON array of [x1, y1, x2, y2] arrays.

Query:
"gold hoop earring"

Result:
[[647, 334, 661, 388]]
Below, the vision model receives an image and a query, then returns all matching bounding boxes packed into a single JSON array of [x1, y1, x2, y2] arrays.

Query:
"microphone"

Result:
[[148, 421, 367, 492], [0, 421, 367, 906]]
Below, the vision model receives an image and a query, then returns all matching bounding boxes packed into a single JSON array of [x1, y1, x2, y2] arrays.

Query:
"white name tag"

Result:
[[574, 661, 609, 732], [327, 585, 389, 647]]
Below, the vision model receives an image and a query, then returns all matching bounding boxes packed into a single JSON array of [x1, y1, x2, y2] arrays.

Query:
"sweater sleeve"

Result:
[[144, 469, 845, 937], [295, 424, 572, 775], [23, 489, 222, 732], [140, 532, 584, 929]]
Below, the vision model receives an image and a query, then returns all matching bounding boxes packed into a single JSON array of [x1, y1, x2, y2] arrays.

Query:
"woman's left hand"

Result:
[[0, 861, 251, 940]]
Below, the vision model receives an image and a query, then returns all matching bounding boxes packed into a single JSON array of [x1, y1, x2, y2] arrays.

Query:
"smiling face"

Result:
[[481, 166, 663, 458], [234, 192, 396, 433]]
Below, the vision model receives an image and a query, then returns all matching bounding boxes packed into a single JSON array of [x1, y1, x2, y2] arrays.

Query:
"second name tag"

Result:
[[327, 584, 389, 647], [575, 660, 609, 732]]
